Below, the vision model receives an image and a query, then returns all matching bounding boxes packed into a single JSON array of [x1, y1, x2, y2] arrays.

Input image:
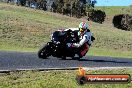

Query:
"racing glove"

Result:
[[67, 43, 74, 47]]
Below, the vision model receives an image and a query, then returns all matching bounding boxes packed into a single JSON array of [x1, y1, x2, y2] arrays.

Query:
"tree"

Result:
[[52, 0, 98, 18], [19, 0, 26, 6], [56, 0, 64, 13], [51, 2, 57, 12]]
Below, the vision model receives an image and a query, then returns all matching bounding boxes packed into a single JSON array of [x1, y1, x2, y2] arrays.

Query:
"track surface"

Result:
[[0, 51, 132, 71]]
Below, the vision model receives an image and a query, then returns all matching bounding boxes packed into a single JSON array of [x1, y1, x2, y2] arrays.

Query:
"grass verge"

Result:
[[0, 68, 132, 88], [88, 47, 132, 58]]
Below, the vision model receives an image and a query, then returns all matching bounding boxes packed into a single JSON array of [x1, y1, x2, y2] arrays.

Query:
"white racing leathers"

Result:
[[65, 28, 93, 47], [73, 31, 92, 48], [66, 28, 93, 57]]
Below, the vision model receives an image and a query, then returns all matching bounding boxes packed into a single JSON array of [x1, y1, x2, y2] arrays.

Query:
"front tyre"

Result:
[[38, 48, 47, 59], [38, 44, 52, 59]]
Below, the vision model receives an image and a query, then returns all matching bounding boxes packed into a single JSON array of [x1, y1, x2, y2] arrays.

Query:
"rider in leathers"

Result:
[[67, 22, 94, 58]]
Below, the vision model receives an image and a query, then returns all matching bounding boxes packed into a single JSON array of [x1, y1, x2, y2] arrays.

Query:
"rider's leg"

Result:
[[78, 43, 89, 58]]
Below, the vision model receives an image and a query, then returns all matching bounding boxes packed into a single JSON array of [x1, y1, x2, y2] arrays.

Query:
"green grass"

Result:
[[0, 68, 132, 88], [0, 42, 38, 52], [95, 6, 132, 15], [88, 47, 132, 58], [0, 3, 132, 58]]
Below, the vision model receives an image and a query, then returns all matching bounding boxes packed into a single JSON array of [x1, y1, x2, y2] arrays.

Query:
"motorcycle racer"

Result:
[[67, 22, 95, 58], [38, 22, 95, 60]]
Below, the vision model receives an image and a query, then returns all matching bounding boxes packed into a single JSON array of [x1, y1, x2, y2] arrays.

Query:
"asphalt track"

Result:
[[0, 51, 132, 72]]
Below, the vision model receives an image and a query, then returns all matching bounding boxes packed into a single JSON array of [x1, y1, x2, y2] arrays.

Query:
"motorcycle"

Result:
[[38, 29, 95, 60]]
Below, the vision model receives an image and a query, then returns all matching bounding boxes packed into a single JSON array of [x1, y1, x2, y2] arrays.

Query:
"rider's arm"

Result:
[[73, 32, 92, 48], [73, 35, 88, 48]]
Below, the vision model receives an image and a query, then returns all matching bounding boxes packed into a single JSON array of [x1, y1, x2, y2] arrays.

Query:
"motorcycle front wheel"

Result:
[[38, 44, 52, 59]]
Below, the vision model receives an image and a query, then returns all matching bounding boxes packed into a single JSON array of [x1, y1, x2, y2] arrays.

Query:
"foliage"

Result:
[[113, 14, 132, 31], [5, 0, 97, 18]]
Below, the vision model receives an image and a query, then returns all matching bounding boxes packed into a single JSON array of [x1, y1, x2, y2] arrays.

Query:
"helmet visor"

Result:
[[79, 28, 86, 32]]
